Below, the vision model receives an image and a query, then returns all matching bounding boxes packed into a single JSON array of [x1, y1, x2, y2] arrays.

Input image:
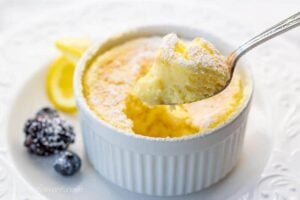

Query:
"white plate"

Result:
[[4, 65, 271, 200], [1, 1, 300, 199]]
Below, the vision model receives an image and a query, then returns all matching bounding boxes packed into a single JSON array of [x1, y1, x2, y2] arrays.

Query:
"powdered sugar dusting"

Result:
[[83, 36, 241, 133], [83, 37, 161, 131], [159, 33, 229, 73]]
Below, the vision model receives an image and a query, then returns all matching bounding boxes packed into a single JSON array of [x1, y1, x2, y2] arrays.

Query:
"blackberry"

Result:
[[24, 107, 75, 156], [54, 151, 81, 176]]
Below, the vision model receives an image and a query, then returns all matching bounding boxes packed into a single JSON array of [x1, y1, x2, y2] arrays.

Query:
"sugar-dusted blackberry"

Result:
[[24, 107, 75, 156], [54, 151, 81, 176]]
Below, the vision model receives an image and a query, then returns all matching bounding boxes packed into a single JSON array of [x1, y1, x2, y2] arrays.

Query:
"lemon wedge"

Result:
[[46, 38, 90, 113], [46, 56, 77, 113], [55, 38, 90, 63]]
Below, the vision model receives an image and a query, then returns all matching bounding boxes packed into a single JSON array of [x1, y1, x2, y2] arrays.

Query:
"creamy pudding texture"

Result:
[[133, 33, 231, 105], [82, 36, 244, 138]]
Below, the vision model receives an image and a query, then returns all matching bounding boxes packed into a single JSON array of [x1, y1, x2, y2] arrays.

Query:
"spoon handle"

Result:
[[228, 12, 300, 69]]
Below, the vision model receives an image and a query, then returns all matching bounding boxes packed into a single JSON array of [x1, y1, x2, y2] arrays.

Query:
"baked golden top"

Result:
[[82, 37, 244, 138]]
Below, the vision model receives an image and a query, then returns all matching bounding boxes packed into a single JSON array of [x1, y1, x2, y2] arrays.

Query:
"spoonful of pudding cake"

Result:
[[133, 12, 300, 105], [132, 33, 230, 105]]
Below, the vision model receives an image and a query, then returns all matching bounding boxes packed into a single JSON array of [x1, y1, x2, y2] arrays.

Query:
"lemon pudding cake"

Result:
[[133, 33, 231, 105], [82, 34, 244, 138]]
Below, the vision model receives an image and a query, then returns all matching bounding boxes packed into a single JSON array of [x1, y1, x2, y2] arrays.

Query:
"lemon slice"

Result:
[[46, 38, 90, 113], [46, 56, 77, 113], [55, 38, 90, 63]]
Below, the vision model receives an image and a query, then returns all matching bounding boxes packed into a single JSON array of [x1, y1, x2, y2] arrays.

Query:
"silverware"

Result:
[[226, 12, 300, 88]]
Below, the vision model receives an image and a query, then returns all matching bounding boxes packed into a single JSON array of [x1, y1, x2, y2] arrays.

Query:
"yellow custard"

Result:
[[133, 33, 231, 105], [82, 37, 244, 138]]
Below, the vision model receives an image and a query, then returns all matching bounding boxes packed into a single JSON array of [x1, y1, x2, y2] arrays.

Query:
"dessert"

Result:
[[133, 33, 231, 105], [82, 35, 244, 138], [76, 27, 253, 195]]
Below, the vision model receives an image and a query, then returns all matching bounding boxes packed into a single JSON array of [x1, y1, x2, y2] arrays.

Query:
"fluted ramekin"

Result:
[[74, 25, 253, 196]]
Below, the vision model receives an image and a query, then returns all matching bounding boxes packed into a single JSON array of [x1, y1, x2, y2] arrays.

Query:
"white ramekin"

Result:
[[74, 25, 253, 196]]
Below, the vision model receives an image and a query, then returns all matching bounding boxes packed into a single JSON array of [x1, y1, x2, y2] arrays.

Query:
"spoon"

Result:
[[225, 12, 300, 90], [134, 12, 300, 106]]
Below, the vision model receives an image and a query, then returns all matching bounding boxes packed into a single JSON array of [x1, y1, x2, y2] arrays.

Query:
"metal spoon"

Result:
[[138, 13, 300, 106], [225, 12, 300, 89]]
